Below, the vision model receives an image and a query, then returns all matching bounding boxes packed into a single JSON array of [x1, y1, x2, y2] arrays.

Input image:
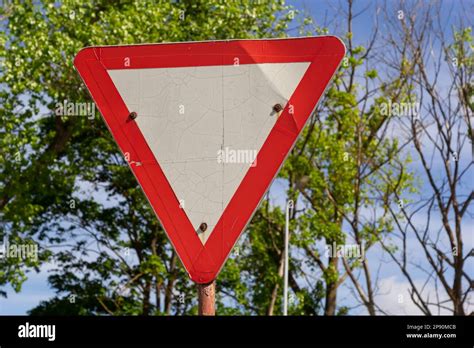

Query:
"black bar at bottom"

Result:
[[0, 315, 471, 346]]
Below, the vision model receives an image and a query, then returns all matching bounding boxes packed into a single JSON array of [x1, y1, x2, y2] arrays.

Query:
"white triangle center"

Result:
[[108, 62, 309, 244]]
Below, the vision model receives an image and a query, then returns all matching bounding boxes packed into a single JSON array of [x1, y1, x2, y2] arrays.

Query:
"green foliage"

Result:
[[224, 20, 415, 315]]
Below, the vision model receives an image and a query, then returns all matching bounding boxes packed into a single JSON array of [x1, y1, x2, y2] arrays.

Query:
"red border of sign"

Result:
[[74, 37, 345, 283]]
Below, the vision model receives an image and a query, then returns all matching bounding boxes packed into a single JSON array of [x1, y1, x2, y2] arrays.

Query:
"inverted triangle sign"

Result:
[[74, 37, 345, 283]]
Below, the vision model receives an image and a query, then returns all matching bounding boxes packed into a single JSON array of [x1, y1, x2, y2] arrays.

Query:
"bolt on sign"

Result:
[[74, 37, 345, 284]]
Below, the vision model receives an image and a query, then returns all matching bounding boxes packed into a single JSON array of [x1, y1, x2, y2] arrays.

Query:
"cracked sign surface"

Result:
[[108, 62, 309, 243], [74, 37, 345, 283]]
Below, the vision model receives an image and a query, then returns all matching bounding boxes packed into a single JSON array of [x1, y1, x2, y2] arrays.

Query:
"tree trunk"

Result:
[[324, 256, 339, 316], [142, 280, 151, 315], [453, 254, 465, 315], [267, 254, 285, 315], [164, 252, 178, 314]]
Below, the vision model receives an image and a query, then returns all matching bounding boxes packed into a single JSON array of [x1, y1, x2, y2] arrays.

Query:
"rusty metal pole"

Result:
[[197, 281, 215, 316]]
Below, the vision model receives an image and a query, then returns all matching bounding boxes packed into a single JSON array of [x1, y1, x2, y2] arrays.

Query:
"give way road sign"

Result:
[[74, 36, 345, 284]]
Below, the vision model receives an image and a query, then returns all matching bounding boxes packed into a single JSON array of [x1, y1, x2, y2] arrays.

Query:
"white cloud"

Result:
[[375, 276, 453, 315]]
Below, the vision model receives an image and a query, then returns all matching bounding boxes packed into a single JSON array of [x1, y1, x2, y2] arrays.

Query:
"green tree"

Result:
[[221, 2, 415, 316]]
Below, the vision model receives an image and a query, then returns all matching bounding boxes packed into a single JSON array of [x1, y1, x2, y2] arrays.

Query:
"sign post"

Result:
[[283, 199, 293, 316], [197, 281, 215, 316], [74, 37, 345, 314]]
